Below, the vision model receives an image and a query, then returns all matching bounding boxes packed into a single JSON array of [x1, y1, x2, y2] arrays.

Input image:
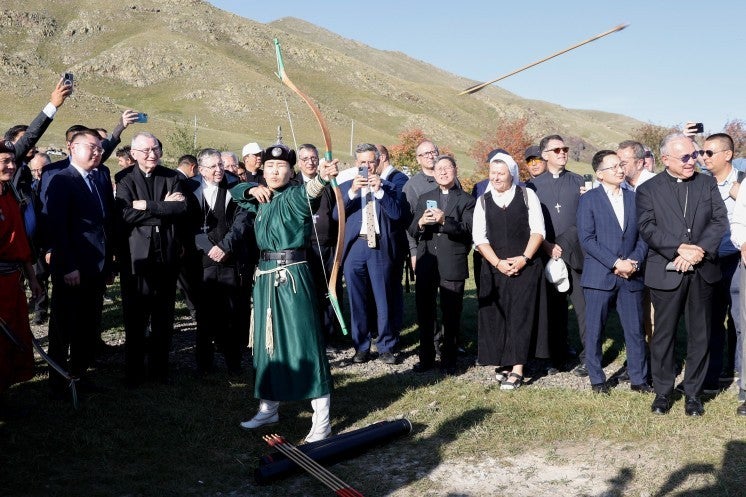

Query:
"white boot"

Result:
[[239, 399, 279, 429], [305, 395, 331, 442]]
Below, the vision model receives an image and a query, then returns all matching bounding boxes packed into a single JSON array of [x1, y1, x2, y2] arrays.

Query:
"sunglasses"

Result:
[[666, 150, 703, 164], [703, 149, 726, 158], [643, 151, 653, 158], [544, 147, 569, 154]]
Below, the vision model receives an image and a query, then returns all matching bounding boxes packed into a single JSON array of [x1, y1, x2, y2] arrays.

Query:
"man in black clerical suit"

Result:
[[408, 155, 474, 374], [186, 148, 252, 375], [526, 134, 588, 375], [45, 129, 113, 396], [636, 133, 728, 416], [116, 132, 189, 385]]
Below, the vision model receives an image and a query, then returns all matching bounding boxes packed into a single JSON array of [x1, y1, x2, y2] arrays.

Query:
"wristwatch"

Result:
[[521, 254, 531, 263]]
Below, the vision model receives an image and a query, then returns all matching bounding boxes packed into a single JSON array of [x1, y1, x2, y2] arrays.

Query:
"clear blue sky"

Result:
[[209, 1, 745, 134]]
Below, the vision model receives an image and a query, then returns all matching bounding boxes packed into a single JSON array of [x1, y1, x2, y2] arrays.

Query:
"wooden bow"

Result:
[[274, 38, 348, 336]]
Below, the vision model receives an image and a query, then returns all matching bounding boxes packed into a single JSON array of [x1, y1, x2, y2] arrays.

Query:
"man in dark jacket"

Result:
[[116, 132, 189, 385]]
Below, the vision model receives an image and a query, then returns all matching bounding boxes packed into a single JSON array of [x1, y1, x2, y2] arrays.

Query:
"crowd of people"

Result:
[[1, 79, 745, 444]]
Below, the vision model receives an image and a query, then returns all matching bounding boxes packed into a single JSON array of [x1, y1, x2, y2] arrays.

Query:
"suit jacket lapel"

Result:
[[598, 189, 623, 233], [131, 167, 150, 200], [622, 190, 634, 232], [685, 174, 705, 228], [154, 168, 166, 201]]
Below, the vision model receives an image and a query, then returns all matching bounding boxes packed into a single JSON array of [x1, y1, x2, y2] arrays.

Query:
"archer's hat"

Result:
[[263, 143, 296, 166]]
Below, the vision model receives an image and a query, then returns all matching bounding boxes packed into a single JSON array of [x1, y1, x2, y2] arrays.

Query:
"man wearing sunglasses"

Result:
[[699, 133, 743, 396], [527, 134, 588, 376], [636, 133, 728, 416]]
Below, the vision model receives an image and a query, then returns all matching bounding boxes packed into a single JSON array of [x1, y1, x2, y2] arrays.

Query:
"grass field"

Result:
[[1, 272, 745, 496]]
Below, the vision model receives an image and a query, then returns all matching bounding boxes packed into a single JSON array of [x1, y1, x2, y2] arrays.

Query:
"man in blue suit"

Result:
[[577, 150, 649, 394], [337, 143, 405, 364], [45, 129, 113, 396]]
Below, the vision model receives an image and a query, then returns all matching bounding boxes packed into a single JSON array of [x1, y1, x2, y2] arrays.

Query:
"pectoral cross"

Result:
[[555, 203, 561, 213]]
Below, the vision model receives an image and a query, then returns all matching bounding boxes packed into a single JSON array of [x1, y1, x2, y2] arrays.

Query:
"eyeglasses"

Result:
[[664, 150, 703, 163], [434, 165, 455, 173], [544, 147, 569, 154], [299, 156, 319, 163], [73, 142, 104, 154], [703, 149, 727, 158], [417, 149, 438, 157], [200, 163, 224, 170], [598, 163, 624, 172], [527, 158, 544, 165], [131, 147, 162, 156]]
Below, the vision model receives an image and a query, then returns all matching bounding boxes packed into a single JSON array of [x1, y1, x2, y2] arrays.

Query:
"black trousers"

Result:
[[415, 265, 464, 369], [48, 272, 105, 391], [546, 265, 587, 365], [195, 264, 243, 373], [649, 272, 713, 397], [122, 266, 178, 383]]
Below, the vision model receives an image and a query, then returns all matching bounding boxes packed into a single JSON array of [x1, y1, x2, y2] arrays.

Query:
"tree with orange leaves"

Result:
[[468, 117, 533, 183]]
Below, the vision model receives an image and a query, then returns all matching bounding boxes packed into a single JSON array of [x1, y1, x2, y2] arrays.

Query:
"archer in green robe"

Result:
[[231, 181, 332, 401]]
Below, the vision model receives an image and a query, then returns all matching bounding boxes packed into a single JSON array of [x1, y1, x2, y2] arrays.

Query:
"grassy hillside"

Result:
[[0, 0, 644, 171]]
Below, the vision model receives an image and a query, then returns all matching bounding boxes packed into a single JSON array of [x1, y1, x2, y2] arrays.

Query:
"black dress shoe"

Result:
[[441, 365, 457, 376], [352, 350, 370, 364], [379, 352, 397, 365], [651, 394, 671, 415], [737, 402, 746, 416], [591, 382, 610, 394], [684, 396, 704, 417], [630, 383, 654, 393], [412, 362, 434, 373]]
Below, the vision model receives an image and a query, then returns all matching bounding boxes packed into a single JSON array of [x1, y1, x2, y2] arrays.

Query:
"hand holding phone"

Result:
[[136, 113, 148, 123], [583, 174, 593, 191], [61, 72, 74, 94]]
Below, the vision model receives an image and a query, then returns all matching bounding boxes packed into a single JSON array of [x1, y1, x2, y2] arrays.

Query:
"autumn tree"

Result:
[[389, 128, 452, 175], [630, 122, 677, 170], [724, 119, 746, 157], [468, 117, 533, 183], [389, 128, 428, 175]]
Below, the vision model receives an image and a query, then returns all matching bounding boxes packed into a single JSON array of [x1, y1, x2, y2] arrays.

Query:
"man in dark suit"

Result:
[[45, 129, 113, 396], [408, 155, 474, 374], [637, 133, 728, 416], [527, 134, 589, 376], [185, 148, 251, 375], [289, 144, 342, 345], [337, 143, 405, 364], [577, 150, 650, 394], [116, 132, 189, 385]]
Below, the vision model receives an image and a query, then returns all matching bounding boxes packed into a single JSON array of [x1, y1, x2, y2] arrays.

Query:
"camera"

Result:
[[62, 72, 74, 89]]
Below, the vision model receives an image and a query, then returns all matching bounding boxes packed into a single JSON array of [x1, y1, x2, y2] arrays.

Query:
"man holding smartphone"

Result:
[[408, 155, 475, 374], [337, 143, 406, 365]]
